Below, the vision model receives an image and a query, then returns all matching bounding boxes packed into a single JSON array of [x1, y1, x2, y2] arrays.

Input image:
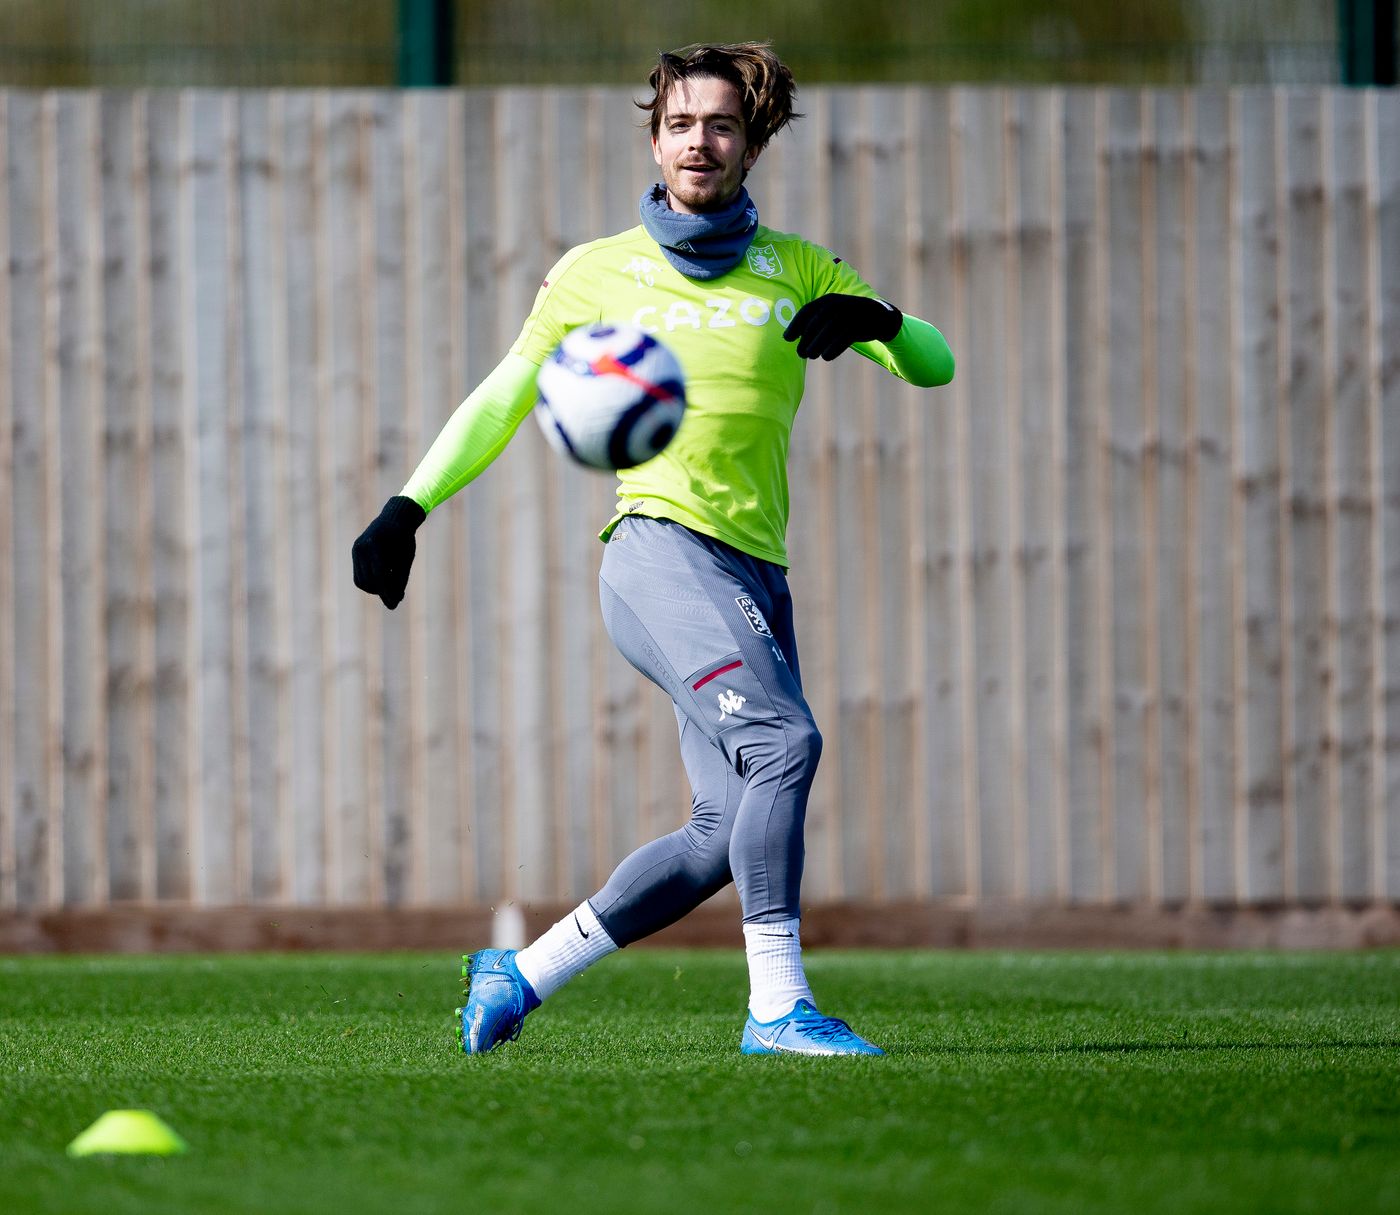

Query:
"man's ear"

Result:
[[743, 144, 761, 172], [652, 137, 663, 167]]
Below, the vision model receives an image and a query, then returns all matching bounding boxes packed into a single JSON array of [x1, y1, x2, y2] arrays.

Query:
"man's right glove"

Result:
[[352, 495, 427, 610]]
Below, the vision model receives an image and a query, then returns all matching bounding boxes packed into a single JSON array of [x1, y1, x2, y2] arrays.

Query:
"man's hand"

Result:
[[782, 293, 903, 361], [352, 495, 427, 610]]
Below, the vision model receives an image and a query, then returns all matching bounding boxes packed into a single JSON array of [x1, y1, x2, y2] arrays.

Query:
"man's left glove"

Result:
[[352, 495, 427, 610], [782, 293, 903, 361]]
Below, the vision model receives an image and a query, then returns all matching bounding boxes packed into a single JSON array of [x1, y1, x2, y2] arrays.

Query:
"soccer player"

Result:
[[353, 42, 954, 1056]]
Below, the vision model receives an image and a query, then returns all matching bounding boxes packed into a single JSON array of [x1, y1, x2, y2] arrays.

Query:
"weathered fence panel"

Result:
[[1151, 89, 1192, 903], [1188, 90, 1240, 904], [1379, 94, 1400, 900], [2, 86, 1398, 915]]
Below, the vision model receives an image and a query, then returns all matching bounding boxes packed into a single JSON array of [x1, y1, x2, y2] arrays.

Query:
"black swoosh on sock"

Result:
[[574, 914, 590, 939]]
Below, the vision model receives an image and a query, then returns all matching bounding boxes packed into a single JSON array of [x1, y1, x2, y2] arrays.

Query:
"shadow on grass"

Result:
[[941, 1039, 1400, 1055]]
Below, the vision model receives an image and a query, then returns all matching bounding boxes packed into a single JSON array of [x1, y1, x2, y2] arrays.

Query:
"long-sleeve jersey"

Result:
[[402, 222, 954, 567]]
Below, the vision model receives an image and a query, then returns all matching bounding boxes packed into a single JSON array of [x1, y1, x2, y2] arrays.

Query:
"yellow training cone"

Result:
[[66, 1109, 189, 1157]]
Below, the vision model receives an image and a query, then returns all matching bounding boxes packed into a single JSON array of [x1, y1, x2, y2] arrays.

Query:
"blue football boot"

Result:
[[741, 1000, 886, 1056], [455, 949, 541, 1054]]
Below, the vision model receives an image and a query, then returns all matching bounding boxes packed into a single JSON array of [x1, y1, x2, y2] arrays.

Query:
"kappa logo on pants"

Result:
[[717, 689, 747, 721], [735, 596, 773, 638]]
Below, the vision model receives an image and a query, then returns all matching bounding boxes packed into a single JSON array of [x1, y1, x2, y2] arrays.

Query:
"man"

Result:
[[353, 43, 954, 1056]]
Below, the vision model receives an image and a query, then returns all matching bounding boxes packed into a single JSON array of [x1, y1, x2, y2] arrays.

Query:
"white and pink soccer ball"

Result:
[[534, 322, 687, 471]]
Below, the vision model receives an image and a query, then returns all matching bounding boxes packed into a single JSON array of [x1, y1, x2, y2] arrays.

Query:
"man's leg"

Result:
[[589, 520, 882, 1053], [463, 517, 880, 1054], [588, 710, 743, 944], [597, 520, 816, 893], [459, 530, 746, 1052], [512, 710, 741, 1003], [590, 518, 833, 1021], [511, 519, 817, 999]]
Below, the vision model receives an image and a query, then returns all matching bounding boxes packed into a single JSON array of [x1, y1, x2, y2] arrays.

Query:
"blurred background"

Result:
[[0, 0, 1394, 89], [0, 2, 1397, 949]]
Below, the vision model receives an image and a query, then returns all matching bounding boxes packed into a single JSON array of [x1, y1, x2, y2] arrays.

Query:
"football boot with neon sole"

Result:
[[455, 949, 541, 1054], [740, 999, 886, 1056]]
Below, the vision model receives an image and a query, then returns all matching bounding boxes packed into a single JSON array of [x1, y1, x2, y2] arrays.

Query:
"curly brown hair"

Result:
[[638, 42, 800, 152]]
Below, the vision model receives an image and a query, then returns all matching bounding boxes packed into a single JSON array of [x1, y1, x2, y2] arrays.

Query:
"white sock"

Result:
[[514, 900, 618, 1001], [743, 917, 815, 1021]]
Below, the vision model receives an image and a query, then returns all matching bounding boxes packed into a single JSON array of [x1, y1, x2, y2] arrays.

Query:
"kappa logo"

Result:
[[735, 596, 773, 638], [717, 689, 747, 721], [746, 243, 783, 278], [622, 256, 662, 287]]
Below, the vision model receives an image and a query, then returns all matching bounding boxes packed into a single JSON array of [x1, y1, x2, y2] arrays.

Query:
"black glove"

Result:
[[783, 293, 903, 361], [352, 495, 427, 610]]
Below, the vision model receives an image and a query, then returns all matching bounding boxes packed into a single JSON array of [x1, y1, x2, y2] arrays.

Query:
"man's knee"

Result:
[[733, 714, 822, 782], [789, 716, 823, 773]]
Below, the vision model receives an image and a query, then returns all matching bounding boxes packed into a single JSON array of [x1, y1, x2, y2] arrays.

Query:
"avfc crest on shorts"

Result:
[[735, 596, 773, 637], [746, 244, 783, 279]]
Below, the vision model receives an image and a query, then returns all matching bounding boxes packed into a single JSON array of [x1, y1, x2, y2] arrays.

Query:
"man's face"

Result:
[[652, 75, 760, 214]]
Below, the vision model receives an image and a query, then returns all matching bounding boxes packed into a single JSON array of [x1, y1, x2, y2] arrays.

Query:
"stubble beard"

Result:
[[663, 162, 741, 214]]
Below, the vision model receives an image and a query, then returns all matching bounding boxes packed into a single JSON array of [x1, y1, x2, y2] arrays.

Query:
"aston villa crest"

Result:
[[746, 243, 783, 278]]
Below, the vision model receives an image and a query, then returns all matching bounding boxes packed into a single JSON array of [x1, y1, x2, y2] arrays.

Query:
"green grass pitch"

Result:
[[2, 948, 1398, 1214]]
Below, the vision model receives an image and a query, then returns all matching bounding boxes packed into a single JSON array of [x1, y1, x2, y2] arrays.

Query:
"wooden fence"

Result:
[[1, 86, 1397, 917]]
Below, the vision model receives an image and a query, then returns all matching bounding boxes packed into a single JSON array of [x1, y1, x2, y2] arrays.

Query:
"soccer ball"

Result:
[[534, 322, 686, 471]]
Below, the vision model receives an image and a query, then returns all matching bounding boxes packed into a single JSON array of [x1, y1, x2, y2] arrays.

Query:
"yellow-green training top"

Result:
[[403, 224, 954, 567]]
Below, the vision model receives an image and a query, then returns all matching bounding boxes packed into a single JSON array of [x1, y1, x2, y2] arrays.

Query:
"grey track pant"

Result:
[[590, 515, 822, 946]]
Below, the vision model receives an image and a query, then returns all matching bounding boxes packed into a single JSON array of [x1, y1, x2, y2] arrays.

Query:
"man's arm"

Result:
[[859, 313, 955, 388], [400, 352, 540, 512], [783, 292, 955, 388], [352, 352, 539, 609]]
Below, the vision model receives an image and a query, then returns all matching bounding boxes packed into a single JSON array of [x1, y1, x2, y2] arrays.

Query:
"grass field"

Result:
[[2, 948, 1398, 1214]]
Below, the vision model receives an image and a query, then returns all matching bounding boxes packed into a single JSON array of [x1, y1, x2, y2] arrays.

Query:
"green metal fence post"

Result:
[[398, 0, 454, 86], [1340, 0, 1398, 85]]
